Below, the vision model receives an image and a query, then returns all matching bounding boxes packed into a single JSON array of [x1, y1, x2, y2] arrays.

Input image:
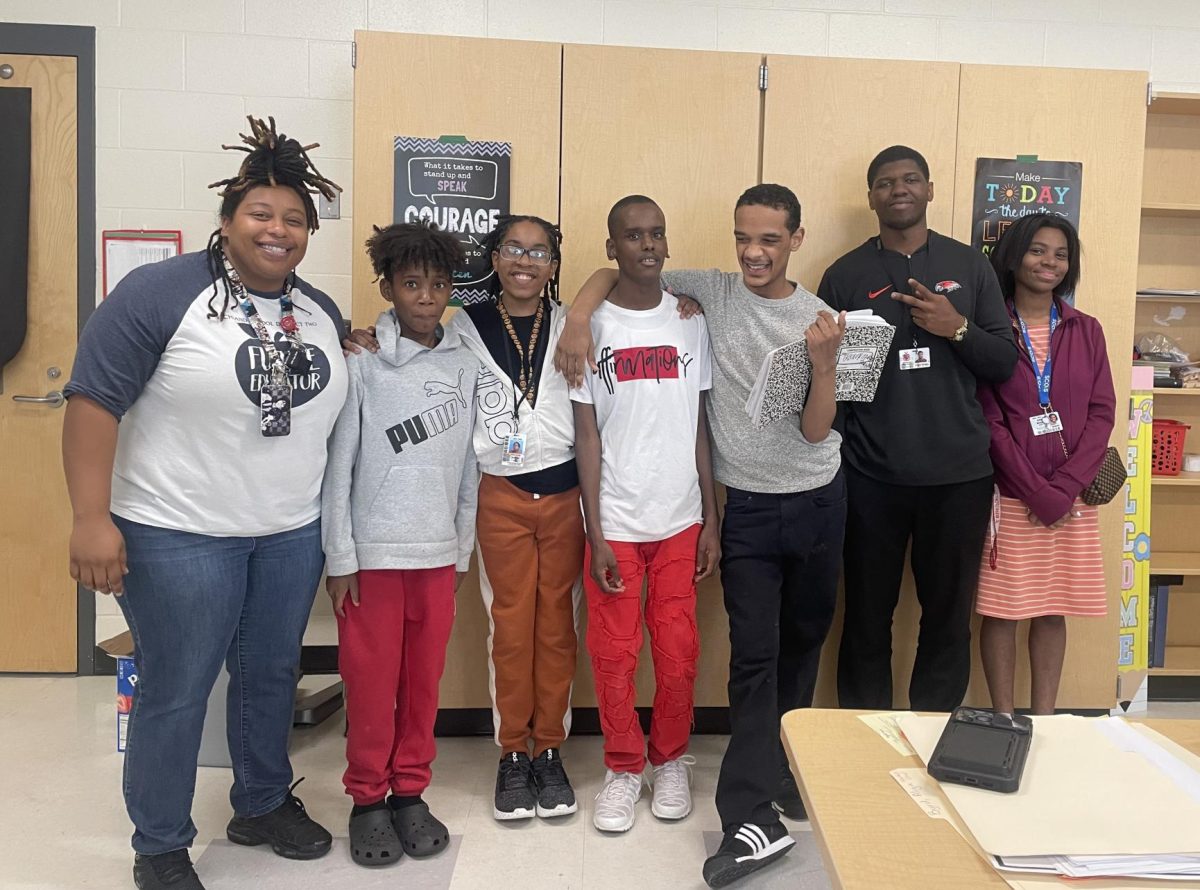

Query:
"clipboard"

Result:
[[102, 229, 182, 297]]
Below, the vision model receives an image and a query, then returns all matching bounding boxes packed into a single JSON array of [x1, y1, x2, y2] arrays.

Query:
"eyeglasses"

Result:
[[497, 244, 554, 266]]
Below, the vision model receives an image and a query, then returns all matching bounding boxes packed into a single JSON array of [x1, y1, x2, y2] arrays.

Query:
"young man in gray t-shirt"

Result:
[[558, 185, 845, 889]]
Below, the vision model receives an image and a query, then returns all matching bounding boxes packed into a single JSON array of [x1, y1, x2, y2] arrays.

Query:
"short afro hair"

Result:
[[365, 221, 465, 282], [867, 145, 930, 187]]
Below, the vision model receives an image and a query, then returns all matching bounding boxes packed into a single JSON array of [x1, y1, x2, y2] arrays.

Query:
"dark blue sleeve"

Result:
[[64, 252, 210, 419], [295, 276, 348, 338]]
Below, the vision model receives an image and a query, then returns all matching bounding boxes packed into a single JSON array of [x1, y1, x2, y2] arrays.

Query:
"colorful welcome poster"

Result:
[[1119, 389, 1153, 671], [971, 157, 1083, 258]]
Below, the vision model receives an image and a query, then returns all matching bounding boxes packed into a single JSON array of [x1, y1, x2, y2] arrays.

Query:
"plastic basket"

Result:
[[1152, 419, 1190, 476]]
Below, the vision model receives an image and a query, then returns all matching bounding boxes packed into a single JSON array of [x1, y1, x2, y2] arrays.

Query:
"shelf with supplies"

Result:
[[1141, 203, 1200, 219], [1142, 88, 1200, 698]]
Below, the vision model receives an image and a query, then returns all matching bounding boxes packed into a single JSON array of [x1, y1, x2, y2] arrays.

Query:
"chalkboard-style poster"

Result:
[[971, 157, 1082, 258], [393, 136, 511, 305]]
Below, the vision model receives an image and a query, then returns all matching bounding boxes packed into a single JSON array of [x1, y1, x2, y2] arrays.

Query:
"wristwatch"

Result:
[[951, 317, 969, 342]]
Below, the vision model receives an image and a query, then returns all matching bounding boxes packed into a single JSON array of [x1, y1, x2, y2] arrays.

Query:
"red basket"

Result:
[[1152, 419, 1190, 476]]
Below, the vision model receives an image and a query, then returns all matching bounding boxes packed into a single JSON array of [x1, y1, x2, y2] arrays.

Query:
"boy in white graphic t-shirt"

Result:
[[571, 195, 719, 835]]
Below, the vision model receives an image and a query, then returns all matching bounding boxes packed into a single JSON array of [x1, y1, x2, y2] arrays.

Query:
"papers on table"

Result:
[[858, 711, 917, 756], [744, 309, 895, 429], [893, 714, 1200, 884]]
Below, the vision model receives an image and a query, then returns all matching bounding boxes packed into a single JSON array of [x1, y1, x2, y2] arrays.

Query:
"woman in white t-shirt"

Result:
[[62, 118, 347, 890]]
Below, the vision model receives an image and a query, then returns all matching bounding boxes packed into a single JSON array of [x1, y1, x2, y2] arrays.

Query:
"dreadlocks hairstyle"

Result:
[[204, 115, 342, 319], [478, 214, 564, 304], [365, 221, 466, 285]]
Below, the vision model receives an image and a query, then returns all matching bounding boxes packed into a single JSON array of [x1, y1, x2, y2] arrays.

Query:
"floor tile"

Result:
[[195, 836, 461, 888]]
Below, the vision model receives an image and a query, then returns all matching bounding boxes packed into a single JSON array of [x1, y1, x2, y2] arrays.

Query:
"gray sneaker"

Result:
[[494, 751, 537, 821], [531, 748, 578, 818]]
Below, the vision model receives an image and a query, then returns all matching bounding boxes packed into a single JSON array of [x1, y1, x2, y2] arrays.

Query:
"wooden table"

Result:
[[782, 709, 1200, 890]]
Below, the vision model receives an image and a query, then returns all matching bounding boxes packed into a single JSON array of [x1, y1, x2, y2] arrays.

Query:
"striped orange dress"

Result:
[[976, 323, 1107, 620]]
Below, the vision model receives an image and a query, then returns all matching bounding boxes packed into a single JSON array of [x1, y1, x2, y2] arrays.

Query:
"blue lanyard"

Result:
[[1014, 303, 1059, 409]]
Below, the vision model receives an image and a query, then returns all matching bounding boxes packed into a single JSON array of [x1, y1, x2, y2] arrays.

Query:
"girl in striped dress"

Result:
[[976, 215, 1116, 716]]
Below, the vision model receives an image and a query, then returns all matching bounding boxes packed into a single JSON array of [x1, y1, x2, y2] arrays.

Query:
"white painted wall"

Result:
[[4, 0, 1199, 643]]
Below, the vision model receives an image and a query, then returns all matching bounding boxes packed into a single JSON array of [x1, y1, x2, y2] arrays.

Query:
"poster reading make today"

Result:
[[971, 157, 1083, 257], [393, 136, 512, 306]]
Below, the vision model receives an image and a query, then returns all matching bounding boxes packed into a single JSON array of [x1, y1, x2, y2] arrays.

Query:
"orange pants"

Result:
[[476, 474, 584, 756]]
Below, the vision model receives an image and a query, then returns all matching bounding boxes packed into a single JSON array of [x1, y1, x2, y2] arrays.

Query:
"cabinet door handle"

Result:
[[11, 390, 65, 408]]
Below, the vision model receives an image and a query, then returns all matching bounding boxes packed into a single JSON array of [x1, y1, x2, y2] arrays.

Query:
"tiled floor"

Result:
[[0, 675, 1195, 889], [0, 676, 825, 889]]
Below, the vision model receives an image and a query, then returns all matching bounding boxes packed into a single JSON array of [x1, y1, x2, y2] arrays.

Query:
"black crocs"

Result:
[[348, 807, 403, 868], [390, 801, 449, 858]]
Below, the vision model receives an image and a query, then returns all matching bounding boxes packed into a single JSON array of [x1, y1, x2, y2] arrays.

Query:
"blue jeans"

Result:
[[114, 515, 323, 855]]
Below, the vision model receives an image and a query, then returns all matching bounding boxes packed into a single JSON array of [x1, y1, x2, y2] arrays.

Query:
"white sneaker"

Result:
[[650, 755, 695, 820], [593, 769, 643, 832]]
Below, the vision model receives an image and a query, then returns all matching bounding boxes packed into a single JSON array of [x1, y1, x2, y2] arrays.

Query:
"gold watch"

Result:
[[951, 317, 969, 342]]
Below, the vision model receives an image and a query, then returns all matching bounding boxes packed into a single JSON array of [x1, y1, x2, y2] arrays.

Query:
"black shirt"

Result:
[[463, 298, 578, 495], [817, 230, 1018, 486]]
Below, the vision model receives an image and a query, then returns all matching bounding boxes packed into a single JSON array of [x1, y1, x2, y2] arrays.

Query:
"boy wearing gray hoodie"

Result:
[[321, 222, 479, 869]]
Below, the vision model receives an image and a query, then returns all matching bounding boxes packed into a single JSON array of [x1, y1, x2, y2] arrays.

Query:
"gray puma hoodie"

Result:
[[321, 309, 480, 576]]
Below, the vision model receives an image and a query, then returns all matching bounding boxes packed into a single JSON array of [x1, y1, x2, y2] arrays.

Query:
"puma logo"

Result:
[[424, 368, 466, 408]]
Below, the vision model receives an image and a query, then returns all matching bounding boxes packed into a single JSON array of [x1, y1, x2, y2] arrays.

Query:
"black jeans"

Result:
[[714, 471, 847, 829], [837, 465, 993, 712]]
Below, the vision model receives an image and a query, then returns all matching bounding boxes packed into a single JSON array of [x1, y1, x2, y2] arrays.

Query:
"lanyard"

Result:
[[1014, 302, 1059, 409], [224, 254, 307, 383], [496, 298, 544, 424], [875, 234, 931, 348]]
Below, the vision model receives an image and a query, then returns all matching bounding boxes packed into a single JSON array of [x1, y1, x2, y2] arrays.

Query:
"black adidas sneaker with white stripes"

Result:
[[702, 821, 796, 889]]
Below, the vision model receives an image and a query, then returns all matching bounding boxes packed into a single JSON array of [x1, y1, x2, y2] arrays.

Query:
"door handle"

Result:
[[12, 390, 65, 408]]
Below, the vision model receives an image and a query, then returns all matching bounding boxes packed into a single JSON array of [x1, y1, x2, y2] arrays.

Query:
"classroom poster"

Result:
[[393, 136, 511, 306], [1119, 390, 1153, 671], [970, 157, 1083, 257]]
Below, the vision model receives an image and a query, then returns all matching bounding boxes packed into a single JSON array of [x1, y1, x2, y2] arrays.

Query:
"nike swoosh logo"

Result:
[[868, 286, 890, 300]]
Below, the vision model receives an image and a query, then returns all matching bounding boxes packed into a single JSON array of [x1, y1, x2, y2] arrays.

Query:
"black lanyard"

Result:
[[875, 233, 932, 349]]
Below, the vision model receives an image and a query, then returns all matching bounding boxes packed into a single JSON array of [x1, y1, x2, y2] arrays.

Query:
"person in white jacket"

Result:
[[322, 221, 479, 869], [449, 216, 585, 823]]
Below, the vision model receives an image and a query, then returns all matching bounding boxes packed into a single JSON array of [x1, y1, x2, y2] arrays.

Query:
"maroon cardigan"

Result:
[[977, 298, 1116, 525]]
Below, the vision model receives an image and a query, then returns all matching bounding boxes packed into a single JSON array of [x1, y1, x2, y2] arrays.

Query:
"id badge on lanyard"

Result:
[[260, 374, 292, 437], [1016, 303, 1061, 436], [503, 432, 526, 466], [879, 238, 932, 371], [899, 347, 931, 371]]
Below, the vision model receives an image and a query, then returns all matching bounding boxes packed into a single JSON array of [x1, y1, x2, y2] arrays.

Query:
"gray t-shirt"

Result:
[[662, 268, 841, 494]]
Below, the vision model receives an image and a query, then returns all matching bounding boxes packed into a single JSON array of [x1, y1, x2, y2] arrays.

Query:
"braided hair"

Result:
[[479, 214, 564, 304], [365, 221, 466, 283], [204, 115, 342, 319]]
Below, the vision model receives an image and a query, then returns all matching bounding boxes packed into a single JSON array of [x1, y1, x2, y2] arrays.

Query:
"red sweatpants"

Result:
[[337, 566, 456, 805], [584, 524, 701, 774]]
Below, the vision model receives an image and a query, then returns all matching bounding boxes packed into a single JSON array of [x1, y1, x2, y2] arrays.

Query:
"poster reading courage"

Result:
[[971, 157, 1082, 257], [393, 136, 512, 305]]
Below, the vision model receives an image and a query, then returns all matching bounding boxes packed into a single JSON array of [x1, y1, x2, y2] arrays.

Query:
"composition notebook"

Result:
[[745, 310, 895, 430]]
